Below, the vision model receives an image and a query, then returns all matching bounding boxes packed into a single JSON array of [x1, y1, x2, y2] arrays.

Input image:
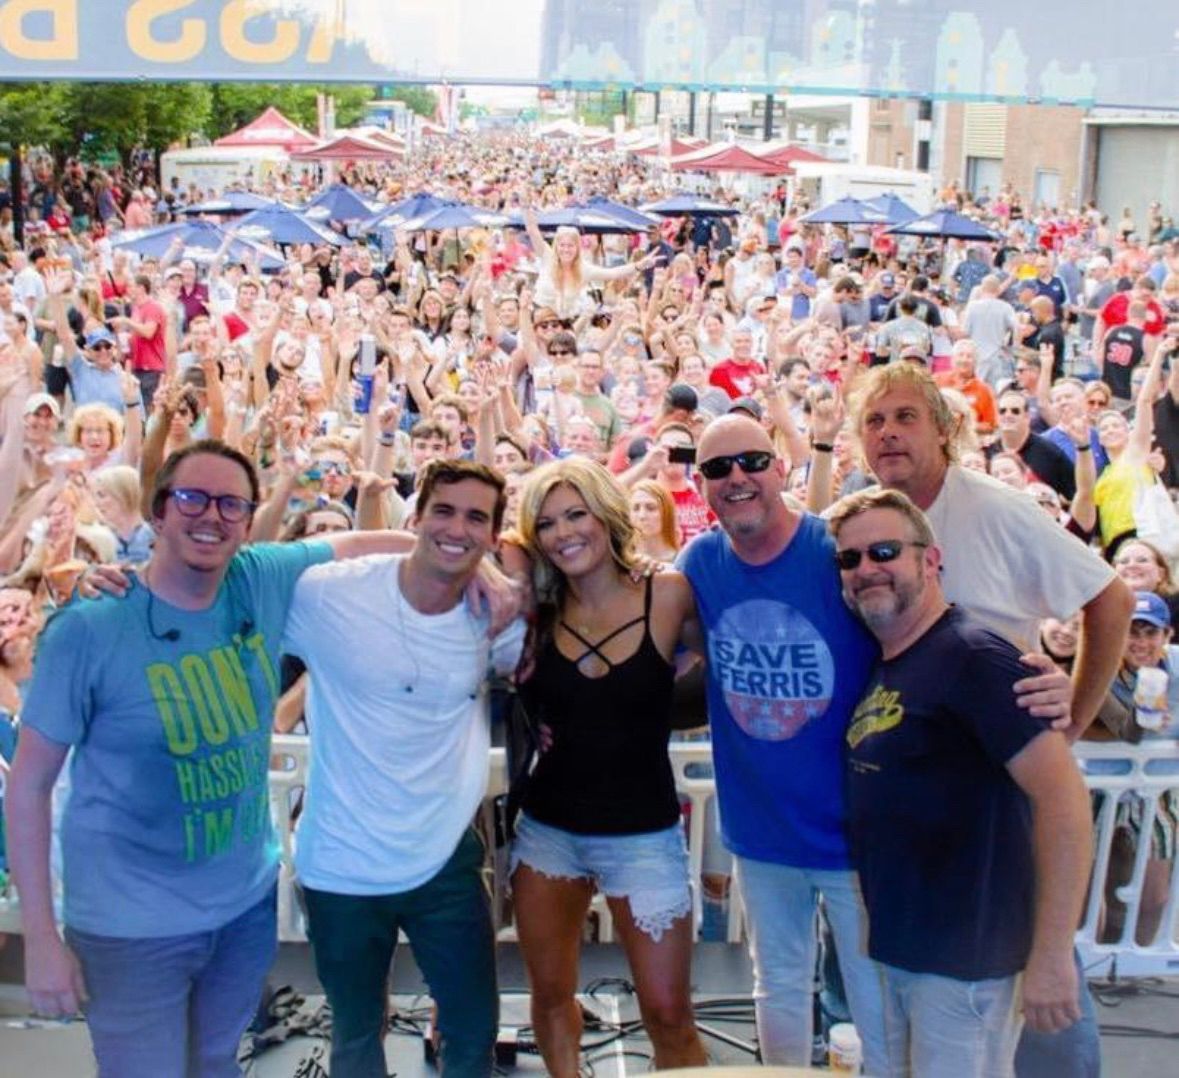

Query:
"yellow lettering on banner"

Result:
[[220, 0, 298, 64], [126, 0, 205, 63], [0, 0, 78, 61], [148, 662, 198, 756], [304, 12, 337, 64], [179, 654, 231, 747]]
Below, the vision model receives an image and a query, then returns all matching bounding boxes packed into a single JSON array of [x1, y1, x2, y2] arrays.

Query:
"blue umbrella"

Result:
[[235, 206, 346, 247], [181, 191, 282, 216], [638, 194, 740, 218], [584, 195, 662, 229], [360, 193, 449, 233], [303, 183, 381, 223], [505, 205, 650, 235], [801, 197, 890, 226], [401, 202, 509, 232], [111, 220, 286, 271], [886, 210, 1001, 241], [861, 193, 919, 225]]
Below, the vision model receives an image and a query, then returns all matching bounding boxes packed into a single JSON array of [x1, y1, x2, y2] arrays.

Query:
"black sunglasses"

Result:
[[698, 450, 774, 480], [834, 539, 927, 571], [549, 348, 575, 356], [91, 341, 114, 351], [997, 406, 1024, 415]]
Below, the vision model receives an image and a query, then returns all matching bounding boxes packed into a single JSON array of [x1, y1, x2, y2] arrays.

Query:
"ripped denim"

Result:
[[509, 813, 692, 941]]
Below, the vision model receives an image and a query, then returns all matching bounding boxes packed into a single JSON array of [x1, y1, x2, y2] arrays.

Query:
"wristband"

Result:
[[378, 433, 398, 447], [1075, 442, 1092, 452], [811, 441, 834, 453], [123, 399, 140, 408]]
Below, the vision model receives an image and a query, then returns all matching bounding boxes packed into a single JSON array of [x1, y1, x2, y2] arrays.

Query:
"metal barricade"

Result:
[[4, 738, 1178, 979]]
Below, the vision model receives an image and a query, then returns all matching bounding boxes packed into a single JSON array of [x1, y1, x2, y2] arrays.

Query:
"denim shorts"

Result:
[[510, 813, 692, 941]]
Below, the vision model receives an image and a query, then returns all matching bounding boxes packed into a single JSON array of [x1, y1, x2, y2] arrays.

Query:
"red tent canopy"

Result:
[[290, 135, 403, 162], [631, 136, 706, 158], [750, 143, 829, 173], [669, 143, 782, 174], [214, 107, 318, 152]]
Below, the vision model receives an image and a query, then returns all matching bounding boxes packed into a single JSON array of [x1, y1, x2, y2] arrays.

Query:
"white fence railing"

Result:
[[4, 738, 1179, 979]]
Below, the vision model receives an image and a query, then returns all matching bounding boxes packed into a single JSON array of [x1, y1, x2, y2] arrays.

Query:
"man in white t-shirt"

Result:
[[849, 362, 1134, 1078], [282, 459, 525, 1078]]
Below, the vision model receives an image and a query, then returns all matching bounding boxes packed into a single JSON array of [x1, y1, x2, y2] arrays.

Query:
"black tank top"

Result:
[[520, 576, 680, 836]]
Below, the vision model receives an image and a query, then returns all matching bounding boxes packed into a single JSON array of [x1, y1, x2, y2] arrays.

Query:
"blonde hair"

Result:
[[630, 479, 681, 554], [849, 363, 961, 464], [517, 457, 641, 615], [90, 465, 142, 517], [69, 403, 123, 449]]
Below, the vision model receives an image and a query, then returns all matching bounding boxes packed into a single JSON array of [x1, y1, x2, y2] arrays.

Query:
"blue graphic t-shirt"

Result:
[[22, 541, 331, 937], [679, 514, 878, 868]]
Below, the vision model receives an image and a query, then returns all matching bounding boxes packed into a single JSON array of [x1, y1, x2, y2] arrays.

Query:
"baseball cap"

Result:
[[899, 344, 930, 362], [880, 272, 897, 287], [1132, 591, 1171, 629], [532, 306, 560, 326], [728, 396, 764, 421], [23, 392, 61, 418], [626, 435, 652, 463], [664, 383, 698, 412], [85, 327, 117, 349]]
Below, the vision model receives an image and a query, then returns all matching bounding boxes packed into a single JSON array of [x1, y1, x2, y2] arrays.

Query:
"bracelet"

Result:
[[811, 441, 834, 453], [1075, 442, 1092, 452], [378, 433, 397, 447], [123, 399, 140, 408]]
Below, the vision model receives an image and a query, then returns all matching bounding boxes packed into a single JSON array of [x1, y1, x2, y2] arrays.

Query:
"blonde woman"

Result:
[[507, 458, 706, 1076], [90, 465, 154, 563], [68, 402, 141, 473], [524, 209, 658, 320]]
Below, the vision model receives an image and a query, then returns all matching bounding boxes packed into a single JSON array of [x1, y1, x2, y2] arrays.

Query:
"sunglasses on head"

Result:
[[698, 450, 774, 480], [834, 539, 927, 571]]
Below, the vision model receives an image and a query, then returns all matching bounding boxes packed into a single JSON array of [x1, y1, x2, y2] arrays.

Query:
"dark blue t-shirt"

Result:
[[679, 514, 878, 869], [847, 606, 1046, 980]]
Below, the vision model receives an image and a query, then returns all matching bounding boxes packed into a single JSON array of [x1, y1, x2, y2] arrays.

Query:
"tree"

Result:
[[0, 83, 70, 151], [380, 84, 438, 119], [58, 83, 212, 164], [206, 84, 375, 141]]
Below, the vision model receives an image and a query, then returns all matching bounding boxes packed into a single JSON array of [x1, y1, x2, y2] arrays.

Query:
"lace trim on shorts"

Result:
[[606, 883, 692, 942]]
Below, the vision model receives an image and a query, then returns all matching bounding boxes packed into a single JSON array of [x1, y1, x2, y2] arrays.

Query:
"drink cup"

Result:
[[828, 1022, 862, 1074], [1134, 666, 1170, 731]]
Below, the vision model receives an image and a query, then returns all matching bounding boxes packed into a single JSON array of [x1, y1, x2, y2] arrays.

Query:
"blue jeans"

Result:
[[1015, 949, 1101, 1078], [735, 856, 887, 1075], [881, 965, 1022, 1077], [303, 828, 497, 1078], [65, 889, 277, 1078]]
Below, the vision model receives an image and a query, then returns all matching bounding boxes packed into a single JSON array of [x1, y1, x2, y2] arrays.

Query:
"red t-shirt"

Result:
[[129, 298, 167, 372], [709, 357, 765, 399], [671, 485, 716, 544], [1100, 292, 1166, 337]]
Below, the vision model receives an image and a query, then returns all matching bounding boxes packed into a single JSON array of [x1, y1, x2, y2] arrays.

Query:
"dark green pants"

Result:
[[303, 828, 498, 1078]]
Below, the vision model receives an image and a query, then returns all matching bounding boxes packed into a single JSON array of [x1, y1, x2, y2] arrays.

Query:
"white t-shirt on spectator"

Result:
[[282, 553, 525, 894], [925, 465, 1115, 653]]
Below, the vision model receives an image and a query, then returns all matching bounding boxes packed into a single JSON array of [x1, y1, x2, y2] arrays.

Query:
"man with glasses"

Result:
[[678, 413, 889, 1074], [828, 488, 1092, 1077], [7, 441, 516, 1077], [991, 387, 1077, 501], [848, 362, 1133, 1077]]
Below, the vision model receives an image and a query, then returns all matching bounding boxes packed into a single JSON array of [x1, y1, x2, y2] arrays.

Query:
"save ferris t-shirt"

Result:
[[22, 541, 331, 937], [678, 513, 878, 869]]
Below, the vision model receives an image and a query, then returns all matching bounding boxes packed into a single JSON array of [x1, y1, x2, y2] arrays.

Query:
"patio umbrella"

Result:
[[504, 205, 650, 235], [360, 193, 449, 233], [303, 183, 382, 224], [801, 197, 890, 226], [235, 206, 346, 247], [862, 193, 919, 226], [181, 191, 282, 216], [400, 202, 510, 232], [886, 210, 1001, 241], [111, 220, 285, 271], [583, 195, 661, 229], [638, 194, 740, 218]]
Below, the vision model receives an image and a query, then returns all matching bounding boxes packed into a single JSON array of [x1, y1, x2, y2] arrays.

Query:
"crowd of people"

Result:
[[0, 128, 1177, 1077]]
